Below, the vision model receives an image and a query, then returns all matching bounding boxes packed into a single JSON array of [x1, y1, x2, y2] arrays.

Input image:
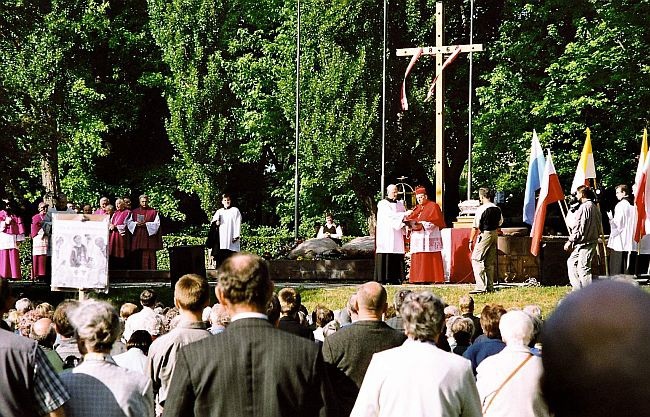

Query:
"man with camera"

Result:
[[564, 185, 601, 291]]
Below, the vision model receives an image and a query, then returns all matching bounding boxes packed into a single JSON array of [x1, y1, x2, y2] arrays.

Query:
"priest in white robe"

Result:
[[374, 184, 412, 284], [210, 194, 242, 267], [607, 184, 636, 274]]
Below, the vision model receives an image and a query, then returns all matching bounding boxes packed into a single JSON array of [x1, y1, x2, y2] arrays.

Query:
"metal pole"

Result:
[[381, 0, 387, 199], [467, 0, 474, 201], [294, 0, 301, 240]]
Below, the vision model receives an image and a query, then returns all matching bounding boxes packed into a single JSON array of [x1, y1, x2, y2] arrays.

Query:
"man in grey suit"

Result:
[[322, 282, 406, 416], [162, 253, 335, 417]]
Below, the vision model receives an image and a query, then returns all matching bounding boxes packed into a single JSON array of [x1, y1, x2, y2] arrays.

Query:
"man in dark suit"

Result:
[[322, 281, 407, 416], [162, 253, 335, 417]]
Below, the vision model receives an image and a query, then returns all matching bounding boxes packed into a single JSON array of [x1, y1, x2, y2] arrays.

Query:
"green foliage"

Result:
[[474, 0, 650, 201], [18, 239, 32, 280], [0, 0, 174, 210], [2, 0, 649, 230]]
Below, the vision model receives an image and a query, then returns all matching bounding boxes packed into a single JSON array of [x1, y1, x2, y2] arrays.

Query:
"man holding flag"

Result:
[[565, 186, 601, 291], [633, 129, 650, 276]]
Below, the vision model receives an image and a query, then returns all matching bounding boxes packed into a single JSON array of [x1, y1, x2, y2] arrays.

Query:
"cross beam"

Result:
[[396, 45, 483, 57], [396, 2, 483, 212]]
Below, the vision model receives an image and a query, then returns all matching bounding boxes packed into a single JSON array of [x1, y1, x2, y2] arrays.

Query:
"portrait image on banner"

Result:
[[51, 213, 109, 291]]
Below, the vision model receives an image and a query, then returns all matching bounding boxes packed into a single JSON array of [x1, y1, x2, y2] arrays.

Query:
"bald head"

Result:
[[355, 282, 387, 320], [30, 318, 57, 348], [216, 253, 273, 311], [386, 184, 398, 200], [32, 317, 53, 336], [542, 281, 650, 417]]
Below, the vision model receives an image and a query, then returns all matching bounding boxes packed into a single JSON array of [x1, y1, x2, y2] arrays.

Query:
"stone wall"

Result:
[[498, 236, 607, 285]]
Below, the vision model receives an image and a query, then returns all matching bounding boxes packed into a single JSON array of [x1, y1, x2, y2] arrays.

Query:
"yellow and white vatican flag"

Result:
[[570, 128, 597, 193]]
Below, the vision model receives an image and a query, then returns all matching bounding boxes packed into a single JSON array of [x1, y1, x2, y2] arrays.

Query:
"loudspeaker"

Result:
[[168, 245, 207, 288]]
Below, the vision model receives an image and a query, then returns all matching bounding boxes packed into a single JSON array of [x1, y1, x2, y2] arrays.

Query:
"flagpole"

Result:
[[380, 0, 387, 199], [293, 0, 301, 241], [557, 200, 568, 225], [592, 177, 609, 276]]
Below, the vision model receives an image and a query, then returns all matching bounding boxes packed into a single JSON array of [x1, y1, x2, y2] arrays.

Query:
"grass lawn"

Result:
[[298, 284, 571, 318], [16, 282, 574, 319]]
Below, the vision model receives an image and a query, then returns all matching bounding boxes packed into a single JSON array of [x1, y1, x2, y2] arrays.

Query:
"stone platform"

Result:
[[7, 235, 620, 291]]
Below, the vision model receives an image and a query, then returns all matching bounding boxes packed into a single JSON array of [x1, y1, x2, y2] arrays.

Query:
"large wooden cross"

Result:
[[396, 2, 482, 212]]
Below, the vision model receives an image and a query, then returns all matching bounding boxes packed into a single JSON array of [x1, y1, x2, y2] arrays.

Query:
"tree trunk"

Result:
[[40, 133, 59, 205]]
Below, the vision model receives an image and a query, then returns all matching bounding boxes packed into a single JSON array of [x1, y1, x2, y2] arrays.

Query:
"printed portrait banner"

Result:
[[51, 214, 110, 292]]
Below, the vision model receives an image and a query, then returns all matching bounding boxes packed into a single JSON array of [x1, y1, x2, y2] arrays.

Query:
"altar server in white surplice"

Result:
[[607, 184, 636, 275], [374, 184, 412, 285], [210, 193, 241, 267]]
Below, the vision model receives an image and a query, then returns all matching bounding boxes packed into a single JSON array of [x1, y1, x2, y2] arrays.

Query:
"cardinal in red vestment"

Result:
[[404, 186, 446, 283]]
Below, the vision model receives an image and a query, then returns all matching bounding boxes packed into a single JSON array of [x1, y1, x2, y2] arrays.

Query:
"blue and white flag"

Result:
[[523, 130, 546, 225]]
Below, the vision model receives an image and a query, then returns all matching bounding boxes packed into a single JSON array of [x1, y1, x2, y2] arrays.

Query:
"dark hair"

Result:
[[53, 299, 80, 338], [616, 184, 629, 196], [140, 289, 157, 307], [480, 304, 507, 339], [315, 306, 334, 327], [479, 187, 494, 201], [222, 193, 231, 199], [217, 253, 272, 309], [577, 185, 596, 200], [127, 330, 153, 355], [266, 294, 281, 325], [278, 287, 300, 315], [174, 274, 210, 312]]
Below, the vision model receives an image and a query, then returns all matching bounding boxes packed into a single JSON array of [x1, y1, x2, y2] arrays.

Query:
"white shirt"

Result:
[[351, 339, 482, 417], [211, 207, 242, 252], [375, 199, 407, 254], [607, 199, 636, 252], [114, 348, 148, 375], [126, 212, 160, 237], [476, 345, 550, 417], [0, 214, 24, 250], [317, 223, 343, 239], [123, 306, 165, 341]]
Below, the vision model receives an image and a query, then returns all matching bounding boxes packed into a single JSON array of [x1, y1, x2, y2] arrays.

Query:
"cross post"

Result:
[[396, 2, 482, 212]]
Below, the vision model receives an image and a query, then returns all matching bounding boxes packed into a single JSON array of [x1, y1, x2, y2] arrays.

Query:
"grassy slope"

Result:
[[298, 284, 571, 318], [18, 283, 646, 320]]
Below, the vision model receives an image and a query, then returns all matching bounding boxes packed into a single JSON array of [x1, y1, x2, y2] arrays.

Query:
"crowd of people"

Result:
[[1, 191, 243, 283], [3, 253, 650, 417]]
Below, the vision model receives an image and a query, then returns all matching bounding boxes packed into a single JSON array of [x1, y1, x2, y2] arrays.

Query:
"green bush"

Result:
[[19, 238, 32, 279]]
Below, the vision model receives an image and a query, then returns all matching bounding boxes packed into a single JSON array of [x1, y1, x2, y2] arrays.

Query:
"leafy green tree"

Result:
[[147, 0, 287, 224], [1, 0, 178, 217], [474, 0, 649, 208], [0, 0, 111, 203]]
